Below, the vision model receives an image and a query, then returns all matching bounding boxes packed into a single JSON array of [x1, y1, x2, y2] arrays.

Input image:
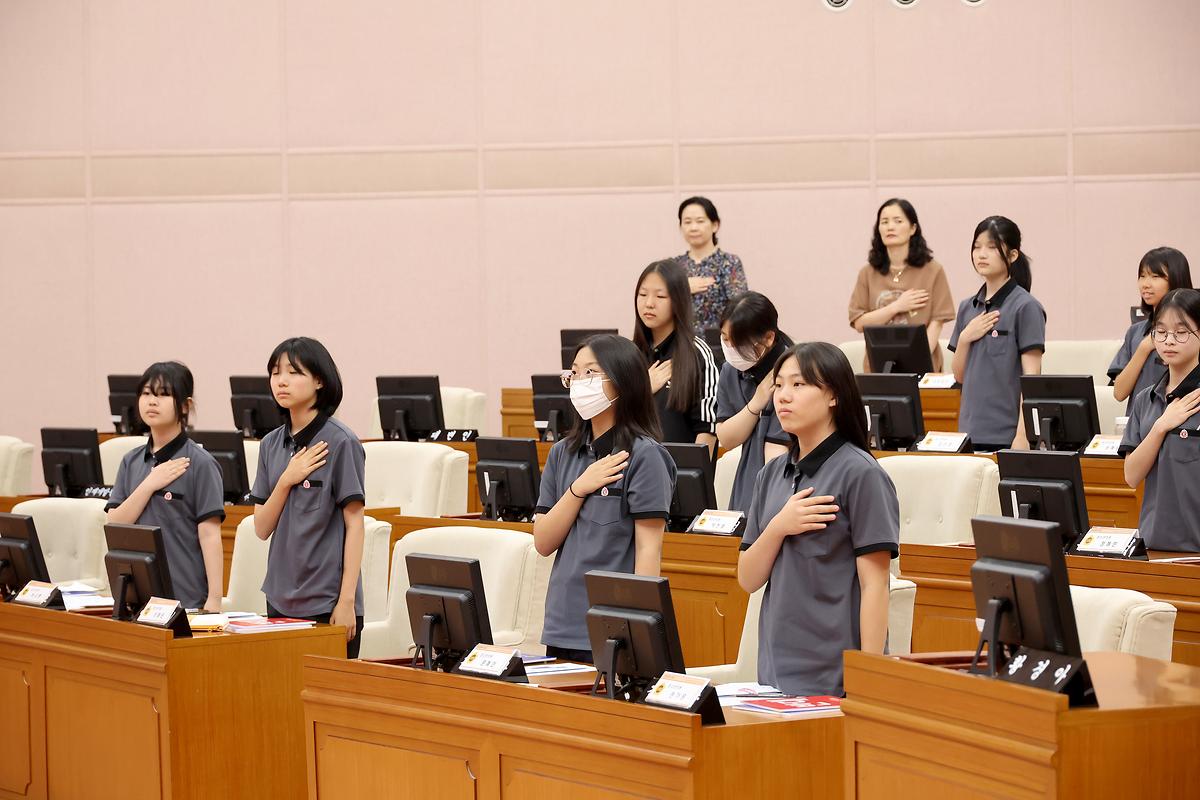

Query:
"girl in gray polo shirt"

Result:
[[737, 343, 899, 697], [533, 335, 677, 663]]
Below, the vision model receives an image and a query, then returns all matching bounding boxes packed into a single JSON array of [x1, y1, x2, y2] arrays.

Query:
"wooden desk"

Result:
[[380, 514, 747, 667], [842, 650, 1200, 798], [901, 542, 1200, 665], [301, 655, 844, 799], [501, 386, 964, 439], [0, 602, 345, 800]]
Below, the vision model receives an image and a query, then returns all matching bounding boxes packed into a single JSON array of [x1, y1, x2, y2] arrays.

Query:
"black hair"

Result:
[[632, 259, 701, 415], [136, 361, 194, 430], [1138, 247, 1193, 317], [1151, 288, 1200, 333], [266, 337, 344, 416], [972, 215, 1032, 293], [564, 334, 661, 454], [678, 196, 721, 246], [771, 342, 871, 458], [867, 198, 933, 274], [719, 291, 794, 354]]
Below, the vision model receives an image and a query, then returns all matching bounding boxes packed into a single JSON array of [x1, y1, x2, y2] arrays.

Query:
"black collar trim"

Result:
[[588, 426, 617, 459], [970, 279, 1018, 310], [745, 336, 789, 384], [285, 413, 329, 450], [144, 431, 189, 464], [1165, 363, 1200, 402], [650, 330, 678, 362], [784, 431, 847, 480]]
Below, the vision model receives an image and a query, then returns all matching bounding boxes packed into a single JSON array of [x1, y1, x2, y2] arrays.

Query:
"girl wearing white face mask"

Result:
[[532, 334, 678, 663], [715, 292, 794, 513]]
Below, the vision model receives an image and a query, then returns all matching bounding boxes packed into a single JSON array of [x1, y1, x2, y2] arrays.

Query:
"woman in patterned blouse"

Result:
[[675, 196, 749, 333]]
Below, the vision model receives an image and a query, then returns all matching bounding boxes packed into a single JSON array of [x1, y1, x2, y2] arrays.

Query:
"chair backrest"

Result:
[[1041, 341, 1122, 384], [11, 497, 109, 588], [0, 435, 34, 495], [373, 526, 549, 658], [878, 455, 1000, 546], [360, 515, 393, 623], [222, 515, 269, 614], [1070, 585, 1177, 660], [99, 436, 145, 485], [1094, 384, 1124, 436], [715, 446, 741, 511], [362, 441, 468, 516], [365, 387, 488, 439], [243, 438, 260, 489]]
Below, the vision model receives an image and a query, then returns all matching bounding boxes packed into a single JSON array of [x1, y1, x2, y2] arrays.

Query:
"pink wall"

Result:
[[2, 0, 1199, 492]]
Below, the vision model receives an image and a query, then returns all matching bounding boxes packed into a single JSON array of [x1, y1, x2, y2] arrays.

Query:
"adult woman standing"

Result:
[[675, 196, 748, 334], [848, 198, 955, 371]]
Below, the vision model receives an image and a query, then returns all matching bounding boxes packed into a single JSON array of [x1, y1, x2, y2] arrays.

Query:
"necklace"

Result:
[[890, 266, 905, 283]]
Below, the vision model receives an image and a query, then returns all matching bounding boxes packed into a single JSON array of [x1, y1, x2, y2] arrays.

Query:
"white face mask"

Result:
[[721, 340, 760, 373], [570, 380, 615, 420]]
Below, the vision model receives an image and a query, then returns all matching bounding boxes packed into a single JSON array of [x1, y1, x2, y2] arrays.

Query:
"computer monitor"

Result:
[[1019, 375, 1101, 452], [229, 376, 286, 439], [702, 328, 725, 368], [864, 325, 934, 375], [107, 374, 149, 436], [585, 571, 686, 700], [531, 374, 578, 442], [561, 328, 618, 370], [476, 437, 541, 522], [405, 553, 493, 672], [856, 373, 925, 451], [969, 516, 1088, 688], [996, 450, 1089, 552], [104, 523, 177, 621], [663, 443, 716, 532], [40, 428, 103, 498], [190, 430, 250, 505], [376, 376, 445, 441], [0, 514, 52, 601]]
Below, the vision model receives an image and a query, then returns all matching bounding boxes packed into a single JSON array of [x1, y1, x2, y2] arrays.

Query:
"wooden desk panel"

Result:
[[381, 514, 746, 667], [0, 602, 345, 800], [901, 542, 1200, 665], [302, 655, 844, 800], [842, 651, 1200, 799]]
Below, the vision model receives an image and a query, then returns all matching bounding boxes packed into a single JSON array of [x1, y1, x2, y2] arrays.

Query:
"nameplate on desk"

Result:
[[918, 373, 957, 389], [137, 597, 182, 627], [14, 580, 62, 609], [645, 672, 710, 710], [1084, 435, 1122, 457], [915, 431, 970, 453], [997, 647, 1096, 706], [1073, 526, 1146, 559], [457, 644, 519, 677], [687, 509, 746, 536], [426, 429, 479, 443]]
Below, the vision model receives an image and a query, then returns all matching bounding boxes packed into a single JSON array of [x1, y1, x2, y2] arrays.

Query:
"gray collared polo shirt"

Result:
[[534, 429, 677, 651], [1119, 365, 1200, 552], [249, 414, 366, 617], [948, 280, 1046, 448], [1108, 320, 1167, 414], [716, 339, 791, 513], [740, 433, 899, 696], [105, 432, 226, 609]]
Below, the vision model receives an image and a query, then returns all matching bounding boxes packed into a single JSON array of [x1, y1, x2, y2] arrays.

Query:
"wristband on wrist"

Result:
[[569, 483, 586, 499], [746, 405, 762, 417]]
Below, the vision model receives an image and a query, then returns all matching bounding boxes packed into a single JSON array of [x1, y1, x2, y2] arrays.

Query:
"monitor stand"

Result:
[[969, 596, 1013, 678], [389, 409, 411, 442], [592, 636, 626, 700]]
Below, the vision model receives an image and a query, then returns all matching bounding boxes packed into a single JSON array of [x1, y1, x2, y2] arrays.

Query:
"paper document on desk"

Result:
[[57, 580, 102, 594], [524, 662, 597, 676], [63, 594, 113, 611]]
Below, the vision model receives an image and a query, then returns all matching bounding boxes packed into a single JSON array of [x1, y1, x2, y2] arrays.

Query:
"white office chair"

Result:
[[1071, 585, 1176, 660], [687, 575, 917, 684], [12, 498, 109, 589], [222, 515, 269, 614], [360, 516, 393, 623], [0, 435, 34, 495], [99, 436, 145, 485], [714, 446, 741, 511], [362, 441, 468, 516], [878, 455, 1000, 548], [243, 439, 260, 490], [365, 387, 488, 439], [1094, 384, 1125, 436], [1041, 341, 1122, 385], [358, 526, 552, 660]]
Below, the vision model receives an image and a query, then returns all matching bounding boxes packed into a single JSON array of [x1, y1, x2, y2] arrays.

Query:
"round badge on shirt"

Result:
[[991, 330, 999, 338], [303, 480, 311, 489], [601, 487, 609, 497], [164, 492, 173, 501], [1182, 430, 1190, 440]]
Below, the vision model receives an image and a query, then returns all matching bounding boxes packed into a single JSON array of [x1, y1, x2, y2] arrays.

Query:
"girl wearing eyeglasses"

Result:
[[1122, 288, 1200, 552], [533, 334, 677, 662], [1109, 248, 1193, 411]]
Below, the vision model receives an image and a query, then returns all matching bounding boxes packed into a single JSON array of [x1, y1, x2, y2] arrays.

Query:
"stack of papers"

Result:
[[524, 662, 597, 677], [732, 696, 842, 715], [55, 581, 113, 612], [715, 682, 786, 707], [224, 615, 316, 634]]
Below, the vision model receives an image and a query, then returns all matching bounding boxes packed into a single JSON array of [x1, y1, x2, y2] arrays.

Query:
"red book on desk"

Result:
[[225, 616, 316, 634], [733, 696, 842, 715]]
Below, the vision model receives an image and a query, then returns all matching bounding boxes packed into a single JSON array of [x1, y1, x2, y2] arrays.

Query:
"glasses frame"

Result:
[[1150, 327, 1199, 344], [560, 369, 609, 389]]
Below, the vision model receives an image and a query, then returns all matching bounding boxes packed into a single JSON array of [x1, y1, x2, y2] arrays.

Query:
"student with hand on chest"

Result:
[[948, 216, 1046, 451], [250, 337, 366, 657], [533, 334, 677, 663], [1122, 289, 1200, 552], [736, 342, 899, 697], [106, 361, 225, 612]]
